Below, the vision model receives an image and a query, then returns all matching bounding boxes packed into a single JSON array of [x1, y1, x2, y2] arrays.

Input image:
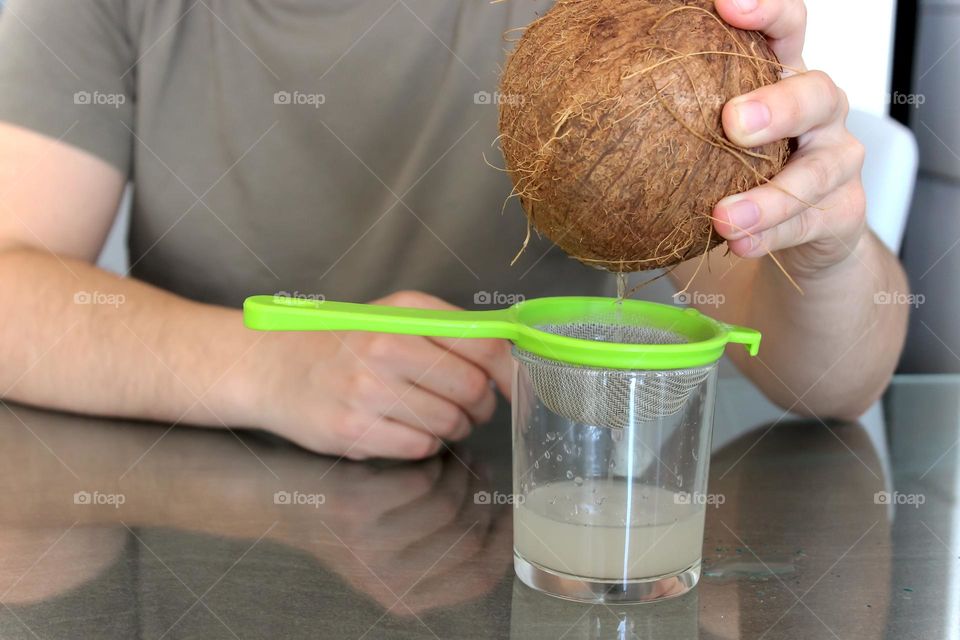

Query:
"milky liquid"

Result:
[[515, 480, 706, 581]]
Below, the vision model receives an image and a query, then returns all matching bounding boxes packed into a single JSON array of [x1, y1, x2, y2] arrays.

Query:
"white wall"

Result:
[[803, 0, 897, 116]]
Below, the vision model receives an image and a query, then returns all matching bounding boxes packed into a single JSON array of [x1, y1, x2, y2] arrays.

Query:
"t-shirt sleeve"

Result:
[[0, 0, 135, 173]]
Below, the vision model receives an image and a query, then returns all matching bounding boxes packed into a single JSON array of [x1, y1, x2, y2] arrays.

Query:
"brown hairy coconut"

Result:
[[498, 0, 791, 272]]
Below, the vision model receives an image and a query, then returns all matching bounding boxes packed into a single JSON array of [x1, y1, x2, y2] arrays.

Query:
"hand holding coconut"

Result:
[[499, 0, 866, 277], [709, 0, 867, 277]]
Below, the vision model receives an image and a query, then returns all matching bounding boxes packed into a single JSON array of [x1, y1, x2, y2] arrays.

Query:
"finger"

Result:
[[730, 181, 866, 258], [392, 509, 489, 578], [363, 334, 498, 425], [430, 336, 513, 400], [400, 506, 513, 613], [713, 135, 865, 246], [723, 71, 848, 148], [714, 0, 808, 69], [332, 458, 443, 515], [346, 416, 443, 460], [383, 383, 474, 442], [377, 461, 474, 547], [405, 344, 498, 425], [374, 291, 513, 401], [347, 367, 474, 440]]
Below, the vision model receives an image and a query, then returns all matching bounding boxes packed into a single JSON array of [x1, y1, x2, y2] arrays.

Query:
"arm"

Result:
[[669, 0, 910, 419], [0, 123, 258, 427], [672, 233, 907, 419], [0, 123, 512, 458]]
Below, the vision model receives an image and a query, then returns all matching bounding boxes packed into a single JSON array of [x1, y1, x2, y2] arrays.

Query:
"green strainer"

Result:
[[243, 295, 760, 425]]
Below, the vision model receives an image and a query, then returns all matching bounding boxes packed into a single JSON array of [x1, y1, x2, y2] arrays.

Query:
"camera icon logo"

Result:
[[474, 491, 491, 505], [874, 491, 891, 504], [273, 490, 292, 505], [74, 291, 92, 304], [474, 91, 492, 105], [873, 291, 892, 305], [73, 91, 92, 105], [474, 291, 492, 305], [73, 490, 92, 505], [274, 91, 292, 105]]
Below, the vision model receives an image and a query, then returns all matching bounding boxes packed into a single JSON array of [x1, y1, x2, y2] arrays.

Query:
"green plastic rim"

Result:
[[243, 295, 761, 371]]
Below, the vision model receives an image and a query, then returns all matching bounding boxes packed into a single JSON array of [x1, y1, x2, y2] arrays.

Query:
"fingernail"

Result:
[[734, 100, 771, 135], [720, 198, 760, 236], [733, 0, 758, 12]]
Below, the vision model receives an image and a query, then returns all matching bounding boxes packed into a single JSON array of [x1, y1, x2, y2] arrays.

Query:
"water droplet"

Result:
[[546, 432, 557, 441], [534, 461, 540, 469], [556, 454, 563, 461], [566, 470, 574, 479], [574, 476, 584, 486], [544, 451, 551, 459]]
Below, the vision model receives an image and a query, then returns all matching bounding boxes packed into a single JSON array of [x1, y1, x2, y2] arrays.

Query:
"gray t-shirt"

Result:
[[0, 0, 617, 309]]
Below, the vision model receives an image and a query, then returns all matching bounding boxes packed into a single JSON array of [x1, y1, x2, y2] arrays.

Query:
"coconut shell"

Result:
[[499, 0, 791, 272]]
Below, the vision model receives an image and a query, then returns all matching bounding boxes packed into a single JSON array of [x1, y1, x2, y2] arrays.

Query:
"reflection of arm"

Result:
[[0, 409, 513, 614], [0, 525, 128, 605], [0, 410, 315, 537], [701, 420, 892, 638]]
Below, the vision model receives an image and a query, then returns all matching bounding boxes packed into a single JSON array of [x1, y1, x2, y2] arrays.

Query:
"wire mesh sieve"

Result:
[[516, 320, 715, 428]]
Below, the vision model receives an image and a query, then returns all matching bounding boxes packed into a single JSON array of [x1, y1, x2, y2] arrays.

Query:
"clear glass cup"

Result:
[[511, 347, 719, 603]]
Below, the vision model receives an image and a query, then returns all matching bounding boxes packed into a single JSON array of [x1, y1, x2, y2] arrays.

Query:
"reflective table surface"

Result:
[[0, 375, 957, 639]]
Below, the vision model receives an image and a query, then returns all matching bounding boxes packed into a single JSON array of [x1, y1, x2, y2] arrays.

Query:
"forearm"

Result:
[[0, 247, 258, 427], [675, 231, 909, 418]]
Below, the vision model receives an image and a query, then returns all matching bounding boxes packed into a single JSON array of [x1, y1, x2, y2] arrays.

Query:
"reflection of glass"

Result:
[[509, 577, 699, 639], [512, 351, 718, 603]]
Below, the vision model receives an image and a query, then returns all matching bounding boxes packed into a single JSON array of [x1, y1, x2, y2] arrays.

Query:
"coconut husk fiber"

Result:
[[498, 0, 791, 272]]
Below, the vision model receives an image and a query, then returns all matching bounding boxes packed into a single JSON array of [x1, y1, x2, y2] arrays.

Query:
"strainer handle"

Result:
[[726, 325, 762, 356], [243, 296, 520, 340]]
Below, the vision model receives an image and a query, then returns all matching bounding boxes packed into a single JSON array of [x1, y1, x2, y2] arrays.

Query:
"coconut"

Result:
[[498, 0, 791, 272]]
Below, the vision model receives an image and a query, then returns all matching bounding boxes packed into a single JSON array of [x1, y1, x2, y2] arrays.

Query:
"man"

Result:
[[0, 0, 909, 459]]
